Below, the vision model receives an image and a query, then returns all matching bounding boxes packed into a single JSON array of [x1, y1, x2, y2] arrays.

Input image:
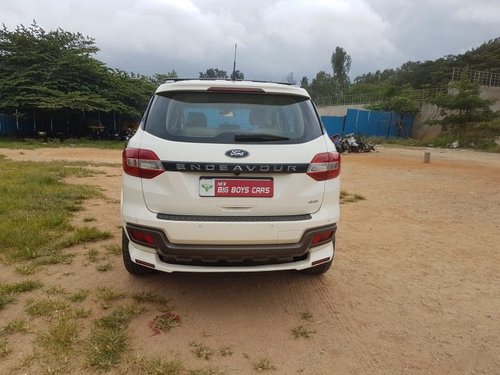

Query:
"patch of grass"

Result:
[[9, 351, 37, 372], [132, 291, 168, 305], [219, 346, 233, 357], [73, 307, 91, 318], [189, 367, 225, 375], [150, 313, 180, 333], [59, 226, 112, 248], [0, 338, 10, 358], [96, 262, 112, 272], [104, 244, 121, 256], [190, 342, 215, 360], [340, 190, 366, 204], [45, 285, 67, 295], [96, 287, 124, 302], [128, 356, 184, 375], [67, 289, 90, 303], [37, 317, 78, 355], [83, 217, 96, 223], [0, 319, 29, 336], [0, 279, 42, 294], [15, 263, 39, 275], [34, 251, 74, 265], [0, 157, 100, 263], [86, 304, 145, 371], [0, 280, 43, 310], [0, 137, 125, 150], [87, 248, 99, 263], [25, 298, 70, 317], [300, 311, 313, 321], [292, 325, 316, 339], [0, 294, 16, 311], [254, 358, 276, 371]]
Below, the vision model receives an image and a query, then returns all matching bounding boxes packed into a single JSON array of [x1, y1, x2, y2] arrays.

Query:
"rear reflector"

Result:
[[135, 259, 156, 269], [306, 152, 341, 181], [129, 229, 157, 246], [123, 148, 164, 179], [311, 257, 331, 266], [311, 229, 335, 246]]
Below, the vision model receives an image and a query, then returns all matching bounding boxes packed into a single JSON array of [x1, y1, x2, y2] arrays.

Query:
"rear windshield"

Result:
[[143, 92, 323, 144]]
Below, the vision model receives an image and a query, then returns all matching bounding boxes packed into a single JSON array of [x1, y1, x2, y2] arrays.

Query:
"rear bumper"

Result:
[[126, 233, 335, 273], [126, 223, 336, 267]]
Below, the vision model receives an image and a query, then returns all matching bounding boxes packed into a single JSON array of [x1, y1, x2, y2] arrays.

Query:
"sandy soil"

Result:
[[0, 146, 499, 374]]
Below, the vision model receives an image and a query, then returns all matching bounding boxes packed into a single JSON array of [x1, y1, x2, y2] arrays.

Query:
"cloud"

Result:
[[0, 0, 497, 81]]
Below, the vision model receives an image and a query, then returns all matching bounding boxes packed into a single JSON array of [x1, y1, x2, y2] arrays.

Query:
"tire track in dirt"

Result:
[[310, 275, 377, 373], [282, 276, 326, 375]]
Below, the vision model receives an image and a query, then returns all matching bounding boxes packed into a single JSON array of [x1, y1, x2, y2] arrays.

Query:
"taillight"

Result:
[[122, 148, 164, 179], [306, 152, 341, 181]]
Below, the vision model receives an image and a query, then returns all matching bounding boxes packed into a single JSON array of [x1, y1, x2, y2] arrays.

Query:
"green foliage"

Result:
[[148, 70, 179, 86], [0, 157, 99, 263], [128, 356, 184, 375], [86, 304, 145, 370], [430, 78, 497, 127], [199, 68, 228, 79], [354, 37, 500, 88], [0, 22, 156, 132], [59, 226, 112, 248], [300, 76, 308, 88], [230, 69, 244, 80], [367, 85, 421, 137], [430, 120, 500, 151], [331, 46, 351, 89], [307, 70, 336, 99], [368, 85, 420, 114], [0, 280, 42, 310], [25, 298, 70, 317]]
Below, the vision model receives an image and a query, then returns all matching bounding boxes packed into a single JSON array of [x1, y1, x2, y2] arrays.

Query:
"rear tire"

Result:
[[122, 230, 155, 275]]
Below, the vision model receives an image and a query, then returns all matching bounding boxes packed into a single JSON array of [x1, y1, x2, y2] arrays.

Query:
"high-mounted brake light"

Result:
[[122, 148, 164, 179], [306, 152, 341, 181], [206, 87, 265, 93]]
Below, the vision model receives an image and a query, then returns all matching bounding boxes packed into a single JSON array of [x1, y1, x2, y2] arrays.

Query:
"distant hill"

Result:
[[354, 37, 500, 89]]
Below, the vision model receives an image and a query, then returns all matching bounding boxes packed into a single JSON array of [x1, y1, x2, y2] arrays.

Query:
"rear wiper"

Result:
[[234, 133, 290, 142]]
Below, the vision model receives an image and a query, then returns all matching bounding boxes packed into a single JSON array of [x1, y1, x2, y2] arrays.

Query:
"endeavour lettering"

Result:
[[163, 161, 307, 174]]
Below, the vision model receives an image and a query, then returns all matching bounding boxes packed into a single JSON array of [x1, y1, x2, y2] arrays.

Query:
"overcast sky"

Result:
[[1, 0, 499, 81]]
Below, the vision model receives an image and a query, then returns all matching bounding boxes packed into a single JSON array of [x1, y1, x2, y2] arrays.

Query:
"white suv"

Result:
[[121, 79, 340, 275]]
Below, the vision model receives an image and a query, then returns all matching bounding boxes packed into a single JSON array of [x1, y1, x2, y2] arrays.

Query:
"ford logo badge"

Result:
[[225, 149, 249, 158]]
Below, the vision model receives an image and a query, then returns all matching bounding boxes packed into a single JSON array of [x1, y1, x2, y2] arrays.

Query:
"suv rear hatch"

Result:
[[128, 89, 338, 218]]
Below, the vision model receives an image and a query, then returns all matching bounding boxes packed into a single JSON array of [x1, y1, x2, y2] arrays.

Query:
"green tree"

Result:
[[307, 71, 335, 100], [199, 68, 228, 79], [230, 69, 244, 80], [430, 77, 497, 136], [0, 22, 110, 113], [300, 76, 309, 88], [368, 85, 421, 137], [0, 22, 154, 134], [149, 70, 178, 85], [331, 46, 351, 90]]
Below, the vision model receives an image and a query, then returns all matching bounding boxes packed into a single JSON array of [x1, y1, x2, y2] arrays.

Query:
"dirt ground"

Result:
[[0, 146, 499, 374]]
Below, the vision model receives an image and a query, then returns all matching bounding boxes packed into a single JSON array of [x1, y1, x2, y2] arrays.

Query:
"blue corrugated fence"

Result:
[[321, 109, 414, 138]]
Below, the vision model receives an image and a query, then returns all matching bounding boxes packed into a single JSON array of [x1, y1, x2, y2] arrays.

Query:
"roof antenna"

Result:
[[232, 43, 237, 80]]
